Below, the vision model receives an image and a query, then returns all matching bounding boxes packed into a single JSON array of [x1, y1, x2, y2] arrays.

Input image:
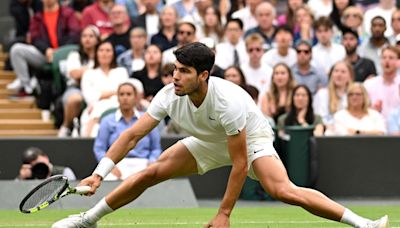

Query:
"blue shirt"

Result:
[[292, 64, 328, 94], [388, 108, 400, 134], [94, 109, 162, 162]]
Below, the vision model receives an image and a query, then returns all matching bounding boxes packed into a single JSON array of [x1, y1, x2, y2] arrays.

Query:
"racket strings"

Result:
[[21, 179, 66, 210]]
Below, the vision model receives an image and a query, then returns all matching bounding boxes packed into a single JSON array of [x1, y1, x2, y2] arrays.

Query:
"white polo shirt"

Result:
[[148, 77, 273, 143]]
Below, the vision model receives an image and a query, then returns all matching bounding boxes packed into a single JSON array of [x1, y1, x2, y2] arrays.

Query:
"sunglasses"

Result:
[[178, 30, 194, 36], [296, 49, 310, 54], [247, 47, 263, 53]]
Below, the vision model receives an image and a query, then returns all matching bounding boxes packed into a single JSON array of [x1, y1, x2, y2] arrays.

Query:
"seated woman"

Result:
[[93, 81, 162, 180], [117, 27, 147, 76], [261, 63, 296, 123], [331, 83, 386, 136], [58, 25, 101, 137], [277, 85, 324, 137], [223, 66, 247, 87], [313, 61, 353, 134], [131, 44, 164, 102], [80, 41, 129, 137]]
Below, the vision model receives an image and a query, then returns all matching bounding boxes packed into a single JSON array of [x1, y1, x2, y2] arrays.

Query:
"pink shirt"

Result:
[[364, 75, 400, 121]]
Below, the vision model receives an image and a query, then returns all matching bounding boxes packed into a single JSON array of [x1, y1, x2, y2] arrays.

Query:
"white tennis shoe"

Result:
[[52, 212, 97, 228], [360, 215, 389, 228]]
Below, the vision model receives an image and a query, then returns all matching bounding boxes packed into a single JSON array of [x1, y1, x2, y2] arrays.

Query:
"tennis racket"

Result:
[[19, 175, 91, 213]]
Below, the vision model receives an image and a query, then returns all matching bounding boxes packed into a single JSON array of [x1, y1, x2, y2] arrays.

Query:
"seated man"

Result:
[[93, 80, 162, 180], [17, 147, 76, 180], [7, 0, 80, 97]]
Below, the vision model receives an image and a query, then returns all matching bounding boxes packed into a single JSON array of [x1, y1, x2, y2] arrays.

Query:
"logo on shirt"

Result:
[[208, 116, 216, 121], [253, 149, 263, 154]]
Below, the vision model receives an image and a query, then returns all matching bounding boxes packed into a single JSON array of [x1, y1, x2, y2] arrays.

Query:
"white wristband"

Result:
[[93, 157, 115, 179]]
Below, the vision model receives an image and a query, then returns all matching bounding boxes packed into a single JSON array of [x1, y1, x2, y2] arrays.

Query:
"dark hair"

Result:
[[284, 85, 315, 126], [162, 63, 175, 76], [118, 81, 138, 95], [275, 25, 293, 37], [241, 84, 259, 101], [314, 16, 334, 30], [225, 18, 243, 30], [341, 26, 359, 40], [371, 15, 386, 26], [295, 39, 312, 50], [224, 65, 247, 86], [173, 42, 215, 75], [330, 0, 354, 31], [22, 147, 46, 164], [203, 6, 224, 43], [94, 41, 117, 69]]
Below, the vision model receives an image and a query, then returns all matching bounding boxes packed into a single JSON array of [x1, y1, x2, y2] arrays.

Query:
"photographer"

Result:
[[17, 147, 76, 180]]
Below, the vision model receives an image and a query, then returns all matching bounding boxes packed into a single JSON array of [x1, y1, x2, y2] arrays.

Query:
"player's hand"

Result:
[[204, 212, 230, 228], [79, 174, 102, 196]]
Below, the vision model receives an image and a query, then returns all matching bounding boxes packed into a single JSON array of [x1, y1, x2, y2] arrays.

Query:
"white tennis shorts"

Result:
[[181, 136, 278, 180]]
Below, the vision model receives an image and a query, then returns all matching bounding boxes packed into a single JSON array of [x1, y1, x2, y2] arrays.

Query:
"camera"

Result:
[[30, 162, 50, 179]]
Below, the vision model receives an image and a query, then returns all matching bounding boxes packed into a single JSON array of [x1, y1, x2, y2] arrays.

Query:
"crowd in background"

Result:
[[5, 0, 400, 141]]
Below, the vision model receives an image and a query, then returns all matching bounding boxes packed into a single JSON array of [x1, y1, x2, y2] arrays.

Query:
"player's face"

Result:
[[172, 61, 202, 96]]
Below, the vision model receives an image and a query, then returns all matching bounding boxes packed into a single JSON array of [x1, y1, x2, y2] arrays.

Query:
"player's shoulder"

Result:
[[209, 77, 249, 108]]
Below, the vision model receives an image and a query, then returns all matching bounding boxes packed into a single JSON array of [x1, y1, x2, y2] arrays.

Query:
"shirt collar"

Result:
[[115, 108, 141, 122]]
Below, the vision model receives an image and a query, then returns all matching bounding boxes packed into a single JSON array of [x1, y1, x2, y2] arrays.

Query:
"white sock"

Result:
[[85, 198, 114, 223], [340, 208, 370, 227]]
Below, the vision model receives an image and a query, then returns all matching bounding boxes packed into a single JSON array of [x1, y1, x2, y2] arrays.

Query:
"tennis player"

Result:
[[53, 42, 388, 228]]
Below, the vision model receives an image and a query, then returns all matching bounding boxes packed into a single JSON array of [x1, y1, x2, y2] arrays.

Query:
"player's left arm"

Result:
[[207, 129, 248, 227]]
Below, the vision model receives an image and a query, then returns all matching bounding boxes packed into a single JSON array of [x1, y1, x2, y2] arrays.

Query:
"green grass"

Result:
[[1, 206, 398, 227]]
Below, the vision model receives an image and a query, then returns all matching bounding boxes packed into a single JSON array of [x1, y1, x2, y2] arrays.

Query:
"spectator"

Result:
[[223, 65, 247, 87], [389, 8, 400, 45], [277, 85, 325, 137], [7, 0, 80, 97], [308, 0, 332, 19], [132, 44, 164, 102], [244, 2, 277, 51], [329, 0, 354, 32], [117, 27, 147, 75], [9, 0, 42, 41], [161, 63, 174, 86], [312, 16, 346, 74], [363, 0, 395, 37], [93, 81, 161, 180], [198, 6, 224, 44], [150, 5, 178, 52], [80, 41, 129, 137], [215, 18, 248, 70], [313, 61, 353, 133], [364, 46, 400, 121], [292, 40, 328, 94], [172, 0, 196, 19], [338, 6, 366, 42], [387, 106, 400, 135], [277, 0, 305, 31], [17, 147, 76, 180], [241, 33, 273, 99], [180, 0, 214, 39], [162, 20, 197, 65], [261, 63, 296, 123], [81, 0, 115, 39], [294, 5, 317, 45], [331, 82, 386, 135], [121, 0, 163, 22], [58, 25, 101, 137], [231, 0, 262, 31], [69, 0, 94, 21], [359, 16, 390, 75], [262, 25, 297, 68], [131, 0, 160, 40], [342, 28, 377, 82], [105, 4, 131, 57]]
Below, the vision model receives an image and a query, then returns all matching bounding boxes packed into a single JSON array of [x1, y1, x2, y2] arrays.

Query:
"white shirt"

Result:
[[307, 0, 332, 19], [215, 41, 248, 70], [66, 51, 94, 86], [162, 46, 178, 66], [231, 7, 257, 32], [240, 62, 273, 97], [261, 48, 297, 68], [145, 14, 160, 41], [332, 109, 386, 135], [148, 77, 274, 143], [312, 43, 346, 74], [313, 88, 347, 125], [81, 67, 129, 105]]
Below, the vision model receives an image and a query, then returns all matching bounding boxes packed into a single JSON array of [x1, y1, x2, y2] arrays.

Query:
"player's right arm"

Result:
[[80, 113, 160, 194]]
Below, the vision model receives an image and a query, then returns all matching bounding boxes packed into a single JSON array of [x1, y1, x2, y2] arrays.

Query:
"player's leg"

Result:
[[52, 141, 198, 228], [252, 156, 388, 227], [105, 141, 198, 210]]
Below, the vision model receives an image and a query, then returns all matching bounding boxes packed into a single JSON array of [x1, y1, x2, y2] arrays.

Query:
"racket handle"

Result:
[[75, 186, 91, 194]]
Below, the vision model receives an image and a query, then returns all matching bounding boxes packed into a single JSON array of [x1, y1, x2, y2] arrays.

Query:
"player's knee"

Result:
[[270, 186, 299, 205], [140, 166, 160, 185]]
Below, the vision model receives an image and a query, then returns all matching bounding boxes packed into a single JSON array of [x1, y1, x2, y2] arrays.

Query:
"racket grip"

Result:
[[75, 186, 91, 194]]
